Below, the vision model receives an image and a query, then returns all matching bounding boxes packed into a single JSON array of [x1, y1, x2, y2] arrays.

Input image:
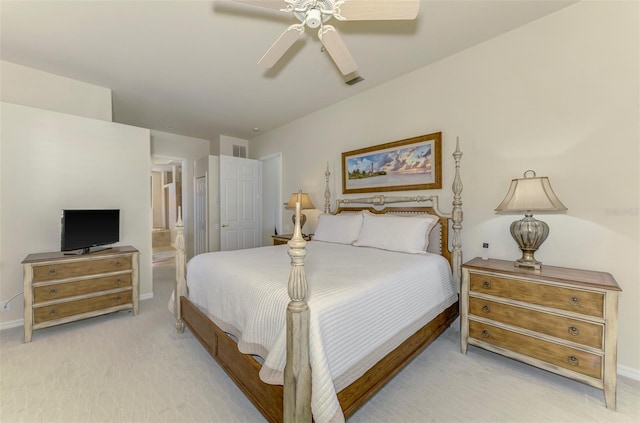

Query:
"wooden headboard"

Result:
[[333, 203, 450, 264], [323, 139, 464, 285]]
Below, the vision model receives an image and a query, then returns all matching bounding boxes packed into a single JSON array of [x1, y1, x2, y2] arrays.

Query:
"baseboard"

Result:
[[0, 318, 24, 331], [140, 292, 154, 301], [618, 364, 640, 381]]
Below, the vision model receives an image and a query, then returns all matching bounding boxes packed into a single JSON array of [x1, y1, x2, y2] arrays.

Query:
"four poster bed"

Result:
[[172, 143, 463, 423]]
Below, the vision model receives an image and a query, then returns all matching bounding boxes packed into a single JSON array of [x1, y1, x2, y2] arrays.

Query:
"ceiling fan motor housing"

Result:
[[293, 0, 334, 28], [306, 9, 322, 28]]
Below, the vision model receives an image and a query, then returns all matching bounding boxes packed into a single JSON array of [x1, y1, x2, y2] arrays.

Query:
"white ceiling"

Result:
[[1, 0, 577, 141]]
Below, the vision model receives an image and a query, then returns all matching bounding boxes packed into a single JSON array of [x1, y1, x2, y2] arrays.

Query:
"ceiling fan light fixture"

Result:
[[306, 8, 322, 28]]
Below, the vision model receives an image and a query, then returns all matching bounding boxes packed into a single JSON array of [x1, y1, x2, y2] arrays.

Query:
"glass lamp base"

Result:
[[291, 212, 307, 233], [510, 213, 549, 270]]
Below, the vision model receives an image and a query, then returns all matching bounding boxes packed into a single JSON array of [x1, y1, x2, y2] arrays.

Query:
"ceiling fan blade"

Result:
[[232, 0, 289, 11], [258, 24, 304, 69], [336, 0, 420, 21], [318, 25, 358, 76]]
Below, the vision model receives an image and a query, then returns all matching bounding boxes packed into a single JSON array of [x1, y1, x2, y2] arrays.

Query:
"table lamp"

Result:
[[286, 191, 314, 234], [495, 170, 567, 269]]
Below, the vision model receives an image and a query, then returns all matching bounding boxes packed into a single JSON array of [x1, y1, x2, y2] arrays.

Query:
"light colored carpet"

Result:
[[1, 262, 638, 423]]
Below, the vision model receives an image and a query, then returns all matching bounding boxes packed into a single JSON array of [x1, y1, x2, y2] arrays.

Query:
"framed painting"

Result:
[[342, 132, 442, 194]]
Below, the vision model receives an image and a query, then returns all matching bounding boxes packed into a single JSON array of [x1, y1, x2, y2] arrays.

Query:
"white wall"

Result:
[[250, 2, 640, 374], [150, 130, 211, 259], [0, 102, 151, 327], [1, 60, 112, 121]]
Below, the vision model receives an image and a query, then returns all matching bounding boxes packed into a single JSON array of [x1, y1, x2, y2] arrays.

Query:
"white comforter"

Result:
[[185, 241, 457, 423]]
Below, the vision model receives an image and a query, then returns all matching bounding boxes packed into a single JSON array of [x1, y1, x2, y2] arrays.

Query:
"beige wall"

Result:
[[220, 135, 249, 157], [0, 61, 151, 329], [0, 102, 151, 327], [251, 1, 640, 375], [0, 60, 112, 121]]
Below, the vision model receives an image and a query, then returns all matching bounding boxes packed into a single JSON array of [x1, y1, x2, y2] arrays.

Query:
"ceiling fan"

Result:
[[233, 0, 420, 76]]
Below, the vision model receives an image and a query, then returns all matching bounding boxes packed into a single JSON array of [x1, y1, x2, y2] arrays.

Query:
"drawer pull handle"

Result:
[[570, 296, 581, 306], [115, 261, 122, 267], [49, 309, 57, 316], [116, 296, 122, 301], [481, 330, 490, 338], [481, 305, 491, 313], [567, 355, 579, 366], [115, 278, 122, 284], [483, 280, 491, 289], [568, 326, 580, 336], [48, 268, 57, 275], [49, 288, 57, 296]]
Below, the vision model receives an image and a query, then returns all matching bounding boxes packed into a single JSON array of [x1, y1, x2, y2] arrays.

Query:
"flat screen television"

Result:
[[61, 209, 120, 254]]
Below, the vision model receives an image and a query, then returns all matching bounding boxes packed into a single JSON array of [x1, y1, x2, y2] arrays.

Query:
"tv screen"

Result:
[[61, 209, 120, 253]]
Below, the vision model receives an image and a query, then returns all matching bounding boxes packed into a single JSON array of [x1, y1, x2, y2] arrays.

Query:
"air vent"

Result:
[[233, 145, 247, 158], [346, 76, 364, 86]]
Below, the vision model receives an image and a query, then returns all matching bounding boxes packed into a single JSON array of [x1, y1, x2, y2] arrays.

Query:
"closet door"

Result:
[[219, 155, 262, 251]]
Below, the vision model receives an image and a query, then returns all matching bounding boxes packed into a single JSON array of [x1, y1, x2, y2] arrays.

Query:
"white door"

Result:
[[220, 155, 262, 251], [194, 175, 208, 255], [260, 153, 282, 246]]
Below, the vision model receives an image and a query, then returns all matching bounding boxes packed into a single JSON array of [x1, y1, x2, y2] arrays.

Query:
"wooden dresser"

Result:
[[460, 257, 620, 409], [22, 246, 139, 342]]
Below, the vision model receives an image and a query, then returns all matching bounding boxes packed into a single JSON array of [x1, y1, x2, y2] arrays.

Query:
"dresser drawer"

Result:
[[33, 291, 133, 324], [33, 274, 132, 303], [33, 256, 132, 282], [469, 273, 604, 318], [469, 297, 603, 349], [469, 320, 602, 379]]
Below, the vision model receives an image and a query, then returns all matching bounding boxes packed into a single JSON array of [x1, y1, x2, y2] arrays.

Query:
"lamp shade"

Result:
[[286, 192, 315, 210], [495, 171, 567, 212]]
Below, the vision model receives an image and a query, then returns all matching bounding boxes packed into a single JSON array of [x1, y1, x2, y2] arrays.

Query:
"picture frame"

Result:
[[342, 132, 442, 194]]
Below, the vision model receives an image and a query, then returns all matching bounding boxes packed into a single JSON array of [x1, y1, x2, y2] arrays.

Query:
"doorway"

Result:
[[151, 160, 182, 264], [260, 153, 282, 246]]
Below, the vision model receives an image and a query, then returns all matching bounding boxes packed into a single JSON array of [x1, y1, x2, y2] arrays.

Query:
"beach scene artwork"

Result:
[[344, 139, 436, 192]]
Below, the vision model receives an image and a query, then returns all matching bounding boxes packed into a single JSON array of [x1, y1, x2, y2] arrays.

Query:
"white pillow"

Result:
[[312, 213, 363, 244], [353, 212, 439, 254]]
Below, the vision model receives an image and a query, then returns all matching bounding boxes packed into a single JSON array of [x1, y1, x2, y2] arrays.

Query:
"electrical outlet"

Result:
[[1, 301, 10, 312]]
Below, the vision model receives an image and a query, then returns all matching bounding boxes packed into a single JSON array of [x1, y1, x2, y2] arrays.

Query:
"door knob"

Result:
[[221, 224, 229, 228]]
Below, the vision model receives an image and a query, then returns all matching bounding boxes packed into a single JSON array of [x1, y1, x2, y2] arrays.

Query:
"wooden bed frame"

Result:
[[173, 141, 463, 422]]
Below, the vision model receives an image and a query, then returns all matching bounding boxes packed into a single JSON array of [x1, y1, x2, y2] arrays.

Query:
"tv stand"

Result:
[[22, 246, 139, 342]]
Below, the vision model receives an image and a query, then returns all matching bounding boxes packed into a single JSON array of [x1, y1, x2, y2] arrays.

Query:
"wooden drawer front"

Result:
[[33, 256, 132, 282], [469, 273, 604, 318], [33, 274, 132, 303], [469, 320, 602, 379], [33, 291, 132, 324], [469, 297, 603, 349]]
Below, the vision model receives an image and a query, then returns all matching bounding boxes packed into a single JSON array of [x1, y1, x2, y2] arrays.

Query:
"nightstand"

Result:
[[460, 257, 621, 409], [271, 234, 311, 245]]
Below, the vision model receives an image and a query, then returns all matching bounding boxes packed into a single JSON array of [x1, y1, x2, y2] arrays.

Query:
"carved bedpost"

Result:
[[324, 162, 331, 214], [175, 206, 186, 333], [451, 138, 464, 287], [284, 192, 312, 423]]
